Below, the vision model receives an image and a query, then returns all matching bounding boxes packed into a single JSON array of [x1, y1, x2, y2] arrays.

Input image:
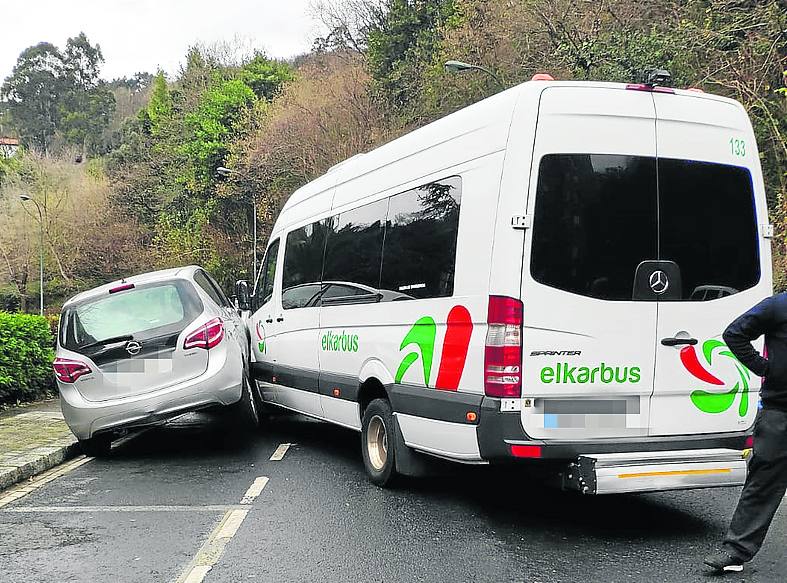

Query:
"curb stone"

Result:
[[0, 441, 81, 491]]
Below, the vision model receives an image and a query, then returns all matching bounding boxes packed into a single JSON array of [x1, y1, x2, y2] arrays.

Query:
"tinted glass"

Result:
[[282, 221, 328, 309], [282, 283, 323, 310], [194, 270, 224, 306], [380, 177, 461, 300], [321, 283, 371, 299], [256, 239, 279, 307], [323, 199, 386, 290], [659, 159, 759, 300], [62, 281, 202, 351], [531, 154, 658, 300]]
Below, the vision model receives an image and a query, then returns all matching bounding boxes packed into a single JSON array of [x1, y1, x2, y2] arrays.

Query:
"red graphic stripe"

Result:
[[680, 346, 724, 385], [435, 306, 473, 391]]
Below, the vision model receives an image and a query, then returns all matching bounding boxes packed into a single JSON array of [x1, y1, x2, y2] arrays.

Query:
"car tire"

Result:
[[361, 398, 398, 487], [79, 434, 112, 457], [231, 369, 261, 430]]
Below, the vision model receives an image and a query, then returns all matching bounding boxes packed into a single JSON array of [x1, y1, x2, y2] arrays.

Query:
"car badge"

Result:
[[125, 341, 142, 356], [649, 270, 669, 295]]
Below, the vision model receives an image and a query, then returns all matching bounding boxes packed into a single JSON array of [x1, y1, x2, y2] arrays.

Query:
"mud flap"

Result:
[[392, 416, 437, 477]]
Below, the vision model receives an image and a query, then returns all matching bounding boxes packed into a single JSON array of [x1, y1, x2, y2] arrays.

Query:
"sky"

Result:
[[1, 0, 323, 82]]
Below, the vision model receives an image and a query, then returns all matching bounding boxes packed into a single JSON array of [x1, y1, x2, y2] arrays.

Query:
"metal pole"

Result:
[[252, 197, 258, 280], [37, 205, 43, 316]]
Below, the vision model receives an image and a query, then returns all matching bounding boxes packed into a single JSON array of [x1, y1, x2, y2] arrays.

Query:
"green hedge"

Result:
[[0, 312, 56, 406]]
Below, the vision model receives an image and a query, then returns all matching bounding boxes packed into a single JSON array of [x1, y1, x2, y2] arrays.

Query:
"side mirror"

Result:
[[235, 280, 251, 311]]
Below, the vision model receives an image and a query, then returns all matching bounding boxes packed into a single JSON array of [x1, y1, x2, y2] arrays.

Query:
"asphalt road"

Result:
[[0, 410, 784, 583]]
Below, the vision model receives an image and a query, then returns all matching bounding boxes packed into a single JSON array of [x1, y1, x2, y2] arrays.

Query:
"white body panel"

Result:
[[248, 80, 770, 487]]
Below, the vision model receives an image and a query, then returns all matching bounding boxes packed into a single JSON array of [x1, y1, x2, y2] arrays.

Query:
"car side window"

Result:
[[194, 270, 225, 307], [205, 272, 231, 307]]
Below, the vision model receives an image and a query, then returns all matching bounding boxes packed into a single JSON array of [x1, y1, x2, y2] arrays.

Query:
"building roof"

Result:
[[0, 137, 19, 146]]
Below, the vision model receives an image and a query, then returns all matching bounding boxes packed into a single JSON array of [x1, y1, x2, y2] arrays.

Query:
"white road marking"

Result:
[[0, 455, 92, 508], [269, 443, 291, 461], [1, 505, 245, 513], [241, 476, 269, 504], [182, 566, 212, 583], [174, 476, 265, 583], [215, 508, 250, 538]]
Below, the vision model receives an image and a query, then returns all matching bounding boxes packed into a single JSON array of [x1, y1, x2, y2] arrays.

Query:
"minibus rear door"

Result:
[[520, 86, 659, 440], [649, 93, 770, 436]]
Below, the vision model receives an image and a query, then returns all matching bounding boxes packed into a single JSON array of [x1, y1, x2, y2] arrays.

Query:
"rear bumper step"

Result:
[[563, 448, 747, 494]]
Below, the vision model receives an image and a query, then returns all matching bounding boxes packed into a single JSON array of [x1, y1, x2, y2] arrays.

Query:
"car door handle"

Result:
[[276, 316, 284, 322], [661, 337, 698, 347], [265, 317, 273, 323]]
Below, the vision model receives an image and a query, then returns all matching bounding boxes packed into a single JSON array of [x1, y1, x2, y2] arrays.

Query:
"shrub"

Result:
[[0, 312, 56, 406]]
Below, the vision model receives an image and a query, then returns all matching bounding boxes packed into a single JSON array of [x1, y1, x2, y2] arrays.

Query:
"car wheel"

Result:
[[233, 369, 261, 430], [361, 398, 398, 487], [79, 434, 112, 457]]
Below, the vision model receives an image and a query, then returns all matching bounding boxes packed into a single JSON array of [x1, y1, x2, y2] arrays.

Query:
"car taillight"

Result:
[[53, 358, 92, 383], [484, 295, 523, 398], [183, 318, 224, 350]]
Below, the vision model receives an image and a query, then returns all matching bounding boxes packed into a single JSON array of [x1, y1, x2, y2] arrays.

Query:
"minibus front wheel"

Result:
[[362, 398, 398, 486]]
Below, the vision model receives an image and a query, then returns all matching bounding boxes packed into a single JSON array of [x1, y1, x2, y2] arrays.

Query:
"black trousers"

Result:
[[724, 407, 787, 561]]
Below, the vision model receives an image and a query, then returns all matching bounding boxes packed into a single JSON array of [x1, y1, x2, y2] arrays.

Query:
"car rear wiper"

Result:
[[80, 334, 134, 350]]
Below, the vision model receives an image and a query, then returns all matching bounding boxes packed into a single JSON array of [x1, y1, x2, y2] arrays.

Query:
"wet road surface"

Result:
[[1, 410, 784, 583]]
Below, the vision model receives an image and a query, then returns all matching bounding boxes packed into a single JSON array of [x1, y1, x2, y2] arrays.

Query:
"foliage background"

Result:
[[0, 313, 55, 406], [0, 0, 784, 310]]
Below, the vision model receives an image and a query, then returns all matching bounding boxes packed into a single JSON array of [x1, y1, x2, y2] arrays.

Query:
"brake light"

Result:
[[745, 435, 754, 449], [625, 83, 675, 94], [484, 295, 523, 398], [109, 283, 135, 294], [53, 358, 92, 383], [184, 318, 224, 350], [510, 445, 542, 458]]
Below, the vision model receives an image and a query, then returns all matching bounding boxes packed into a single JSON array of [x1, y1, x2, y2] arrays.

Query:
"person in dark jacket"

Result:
[[704, 293, 787, 573]]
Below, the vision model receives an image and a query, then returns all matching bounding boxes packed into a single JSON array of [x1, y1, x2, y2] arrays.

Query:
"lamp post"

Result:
[[444, 60, 505, 88], [19, 194, 44, 316], [216, 166, 257, 280]]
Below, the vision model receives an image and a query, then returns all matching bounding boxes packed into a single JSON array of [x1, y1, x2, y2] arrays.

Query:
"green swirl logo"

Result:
[[681, 340, 751, 417]]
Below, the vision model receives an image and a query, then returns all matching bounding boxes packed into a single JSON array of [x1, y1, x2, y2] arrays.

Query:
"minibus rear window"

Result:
[[531, 154, 760, 301], [659, 159, 759, 300], [531, 154, 658, 301]]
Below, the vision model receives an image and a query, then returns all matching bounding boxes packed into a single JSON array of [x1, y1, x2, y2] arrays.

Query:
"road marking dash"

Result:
[[215, 508, 249, 539], [182, 565, 212, 583], [0, 455, 92, 508], [269, 443, 291, 461], [2, 505, 244, 513], [241, 476, 269, 504]]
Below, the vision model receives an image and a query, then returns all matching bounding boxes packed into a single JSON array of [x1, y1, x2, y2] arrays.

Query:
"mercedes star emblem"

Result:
[[649, 270, 669, 295], [125, 341, 142, 356]]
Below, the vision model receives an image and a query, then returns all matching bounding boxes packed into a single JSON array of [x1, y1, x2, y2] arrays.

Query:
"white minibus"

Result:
[[242, 75, 771, 494]]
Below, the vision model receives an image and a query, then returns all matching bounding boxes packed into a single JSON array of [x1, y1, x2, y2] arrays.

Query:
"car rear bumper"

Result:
[[476, 396, 751, 461], [58, 354, 243, 440]]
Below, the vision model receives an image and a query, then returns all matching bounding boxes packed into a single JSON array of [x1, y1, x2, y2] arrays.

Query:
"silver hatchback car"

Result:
[[54, 266, 260, 456]]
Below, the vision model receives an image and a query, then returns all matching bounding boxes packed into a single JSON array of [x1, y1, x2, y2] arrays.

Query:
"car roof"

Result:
[[62, 265, 201, 309]]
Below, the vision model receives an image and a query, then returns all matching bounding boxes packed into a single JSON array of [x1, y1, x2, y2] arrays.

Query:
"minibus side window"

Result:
[[255, 239, 279, 309], [380, 177, 462, 300], [322, 199, 387, 295], [658, 159, 759, 300], [282, 222, 329, 309], [531, 154, 658, 301]]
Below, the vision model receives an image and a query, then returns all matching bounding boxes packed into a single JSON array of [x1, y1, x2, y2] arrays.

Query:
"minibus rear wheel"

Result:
[[361, 398, 398, 487]]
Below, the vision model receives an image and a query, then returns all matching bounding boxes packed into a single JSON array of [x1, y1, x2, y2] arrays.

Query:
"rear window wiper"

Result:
[[79, 334, 134, 350]]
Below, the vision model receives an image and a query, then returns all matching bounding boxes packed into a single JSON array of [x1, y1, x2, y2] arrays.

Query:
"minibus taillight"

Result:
[[53, 358, 92, 383], [184, 318, 225, 350], [484, 296, 523, 398]]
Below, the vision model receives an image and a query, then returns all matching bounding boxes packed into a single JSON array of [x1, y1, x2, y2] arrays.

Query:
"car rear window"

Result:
[[61, 281, 202, 351]]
